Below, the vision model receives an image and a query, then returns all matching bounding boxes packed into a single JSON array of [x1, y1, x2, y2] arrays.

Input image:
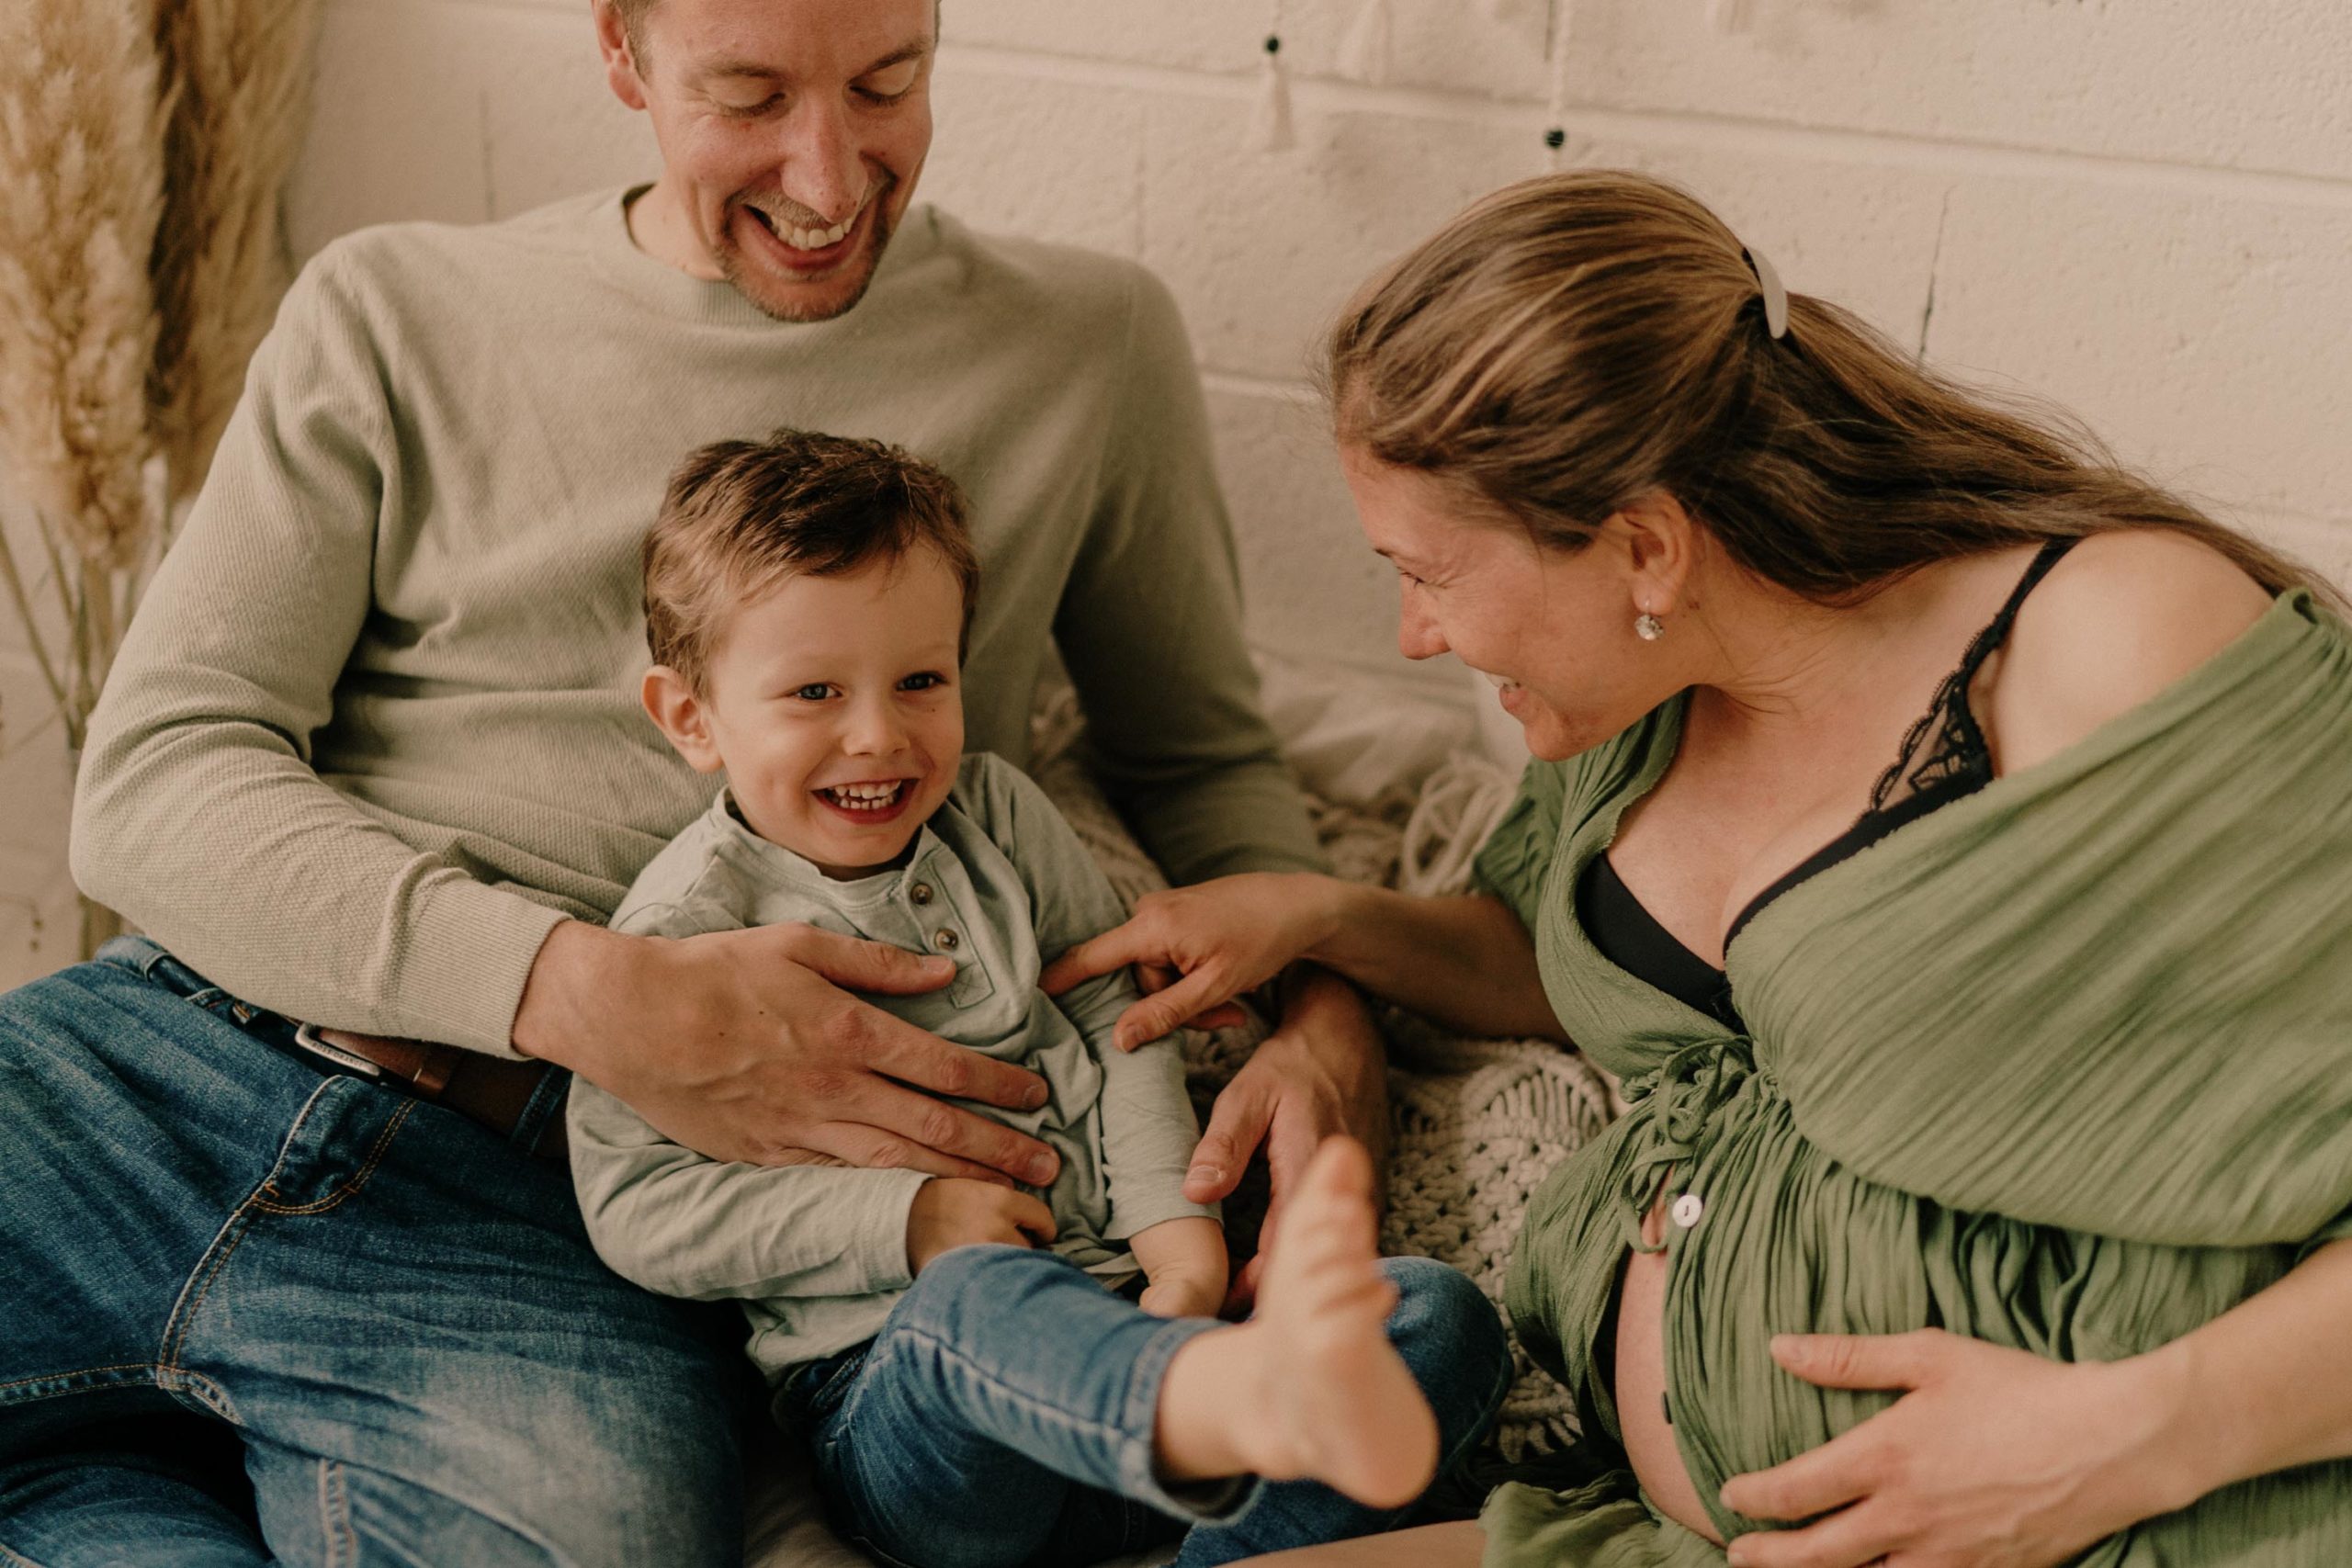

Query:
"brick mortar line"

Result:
[[936, 43, 2352, 210], [321, 0, 2352, 207]]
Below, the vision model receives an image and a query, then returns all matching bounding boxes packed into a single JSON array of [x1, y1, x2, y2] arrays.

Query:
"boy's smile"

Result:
[[811, 776, 919, 822], [645, 547, 967, 877]]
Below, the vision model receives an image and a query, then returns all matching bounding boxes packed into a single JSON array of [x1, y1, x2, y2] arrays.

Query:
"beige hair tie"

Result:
[[1742, 245, 1790, 340]]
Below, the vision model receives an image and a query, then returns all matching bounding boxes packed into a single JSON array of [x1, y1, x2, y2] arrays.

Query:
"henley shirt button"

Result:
[[933, 929, 960, 952], [1670, 1193, 1704, 1229], [909, 882, 934, 906]]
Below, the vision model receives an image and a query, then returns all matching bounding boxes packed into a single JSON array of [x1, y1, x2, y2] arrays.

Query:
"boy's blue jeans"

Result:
[[779, 1244, 1512, 1568], [0, 940, 748, 1566]]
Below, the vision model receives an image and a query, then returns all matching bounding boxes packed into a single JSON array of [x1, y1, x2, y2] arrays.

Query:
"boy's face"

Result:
[[645, 547, 966, 876]]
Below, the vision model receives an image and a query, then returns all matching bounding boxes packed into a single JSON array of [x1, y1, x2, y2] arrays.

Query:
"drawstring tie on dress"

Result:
[[1615, 1035, 1757, 1253]]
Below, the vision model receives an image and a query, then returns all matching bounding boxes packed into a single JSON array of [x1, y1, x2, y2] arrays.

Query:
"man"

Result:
[[0, 1, 1385, 1561]]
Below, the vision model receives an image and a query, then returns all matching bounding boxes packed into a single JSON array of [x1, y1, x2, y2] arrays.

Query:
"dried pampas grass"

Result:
[[0, 0, 169, 576], [0, 0, 319, 958], [150, 0, 322, 502]]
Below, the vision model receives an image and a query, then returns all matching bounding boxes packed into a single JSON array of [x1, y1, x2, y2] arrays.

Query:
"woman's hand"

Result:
[[1039, 873, 1344, 1051], [1719, 1329, 2196, 1568], [1191, 965, 1389, 1311]]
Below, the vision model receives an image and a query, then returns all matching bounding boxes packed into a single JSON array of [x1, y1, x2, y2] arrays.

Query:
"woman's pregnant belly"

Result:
[[1616, 1194, 1724, 1545], [1509, 1086, 2306, 1554]]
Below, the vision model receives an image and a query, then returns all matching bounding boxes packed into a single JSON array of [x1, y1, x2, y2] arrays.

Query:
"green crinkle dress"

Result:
[[1475, 590, 2352, 1566]]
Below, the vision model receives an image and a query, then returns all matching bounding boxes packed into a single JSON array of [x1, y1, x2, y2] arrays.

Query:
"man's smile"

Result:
[[735, 183, 881, 274]]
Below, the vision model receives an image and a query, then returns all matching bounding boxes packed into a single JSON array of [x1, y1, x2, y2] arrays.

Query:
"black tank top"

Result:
[[1577, 539, 2076, 1031]]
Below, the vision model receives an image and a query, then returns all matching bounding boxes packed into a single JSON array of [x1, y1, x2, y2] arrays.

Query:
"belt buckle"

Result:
[[292, 1021, 386, 1080]]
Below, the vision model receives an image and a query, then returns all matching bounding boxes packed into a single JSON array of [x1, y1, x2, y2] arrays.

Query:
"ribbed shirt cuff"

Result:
[[401, 881, 574, 1057], [848, 1169, 933, 1294], [1108, 1190, 1222, 1242]]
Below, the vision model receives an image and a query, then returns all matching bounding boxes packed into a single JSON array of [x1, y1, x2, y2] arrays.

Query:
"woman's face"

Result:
[[1340, 445, 1676, 761]]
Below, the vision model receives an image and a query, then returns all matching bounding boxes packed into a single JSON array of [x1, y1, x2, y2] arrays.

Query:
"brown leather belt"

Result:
[[296, 1023, 567, 1161]]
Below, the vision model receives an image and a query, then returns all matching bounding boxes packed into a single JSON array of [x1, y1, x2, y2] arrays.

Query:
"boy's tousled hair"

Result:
[[643, 427, 980, 692]]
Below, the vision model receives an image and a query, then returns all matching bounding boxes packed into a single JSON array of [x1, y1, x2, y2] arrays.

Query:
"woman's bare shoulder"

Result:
[[1989, 528, 2277, 773]]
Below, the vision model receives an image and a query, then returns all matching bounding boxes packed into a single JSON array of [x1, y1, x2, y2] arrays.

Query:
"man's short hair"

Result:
[[613, 1, 942, 68], [611, 0, 655, 60], [643, 427, 980, 691]]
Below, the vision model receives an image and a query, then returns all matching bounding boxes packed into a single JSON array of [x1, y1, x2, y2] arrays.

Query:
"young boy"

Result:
[[568, 429, 1510, 1568]]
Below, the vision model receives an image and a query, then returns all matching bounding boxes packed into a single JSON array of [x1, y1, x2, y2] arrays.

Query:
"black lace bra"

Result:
[[1577, 539, 2076, 1030]]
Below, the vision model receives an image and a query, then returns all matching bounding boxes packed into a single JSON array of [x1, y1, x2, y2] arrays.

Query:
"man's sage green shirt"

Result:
[[73, 191, 1319, 1055], [568, 752, 1216, 1377]]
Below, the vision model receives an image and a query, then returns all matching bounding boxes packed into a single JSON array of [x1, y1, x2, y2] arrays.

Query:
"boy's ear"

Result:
[[642, 666, 725, 773]]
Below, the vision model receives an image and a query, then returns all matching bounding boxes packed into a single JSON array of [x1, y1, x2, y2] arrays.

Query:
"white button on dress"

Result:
[[1670, 1193, 1704, 1228]]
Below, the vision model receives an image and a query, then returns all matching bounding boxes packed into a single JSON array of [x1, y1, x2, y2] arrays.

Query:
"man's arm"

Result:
[[72, 244, 565, 1055], [1052, 266, 1322, 886]]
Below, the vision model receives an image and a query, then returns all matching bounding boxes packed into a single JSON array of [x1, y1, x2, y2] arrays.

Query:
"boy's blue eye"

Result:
[[793, 683, 833, 701], [900, 672, 945, 692]]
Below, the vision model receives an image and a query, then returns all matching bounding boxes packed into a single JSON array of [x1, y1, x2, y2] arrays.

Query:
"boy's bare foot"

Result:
[[1153, 1138, 1440, 1509]]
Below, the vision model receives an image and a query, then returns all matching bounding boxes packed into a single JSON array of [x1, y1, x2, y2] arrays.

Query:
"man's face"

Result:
[[605, 0, 936, 322]]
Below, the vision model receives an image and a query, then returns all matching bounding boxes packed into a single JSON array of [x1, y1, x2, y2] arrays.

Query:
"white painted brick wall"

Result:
[[10, 0, 2351, 984]]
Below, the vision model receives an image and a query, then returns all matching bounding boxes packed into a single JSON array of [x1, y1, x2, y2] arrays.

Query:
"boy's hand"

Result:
[[1128, 1215, 1229, 1319], [906, 1179, 1057, 1275], [1137, 1273, 1227, 1321]]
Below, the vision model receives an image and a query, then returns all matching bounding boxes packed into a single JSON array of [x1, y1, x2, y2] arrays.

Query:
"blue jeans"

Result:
[[0, 940, 748, 1566], [778, 1245, 1512, 1568]]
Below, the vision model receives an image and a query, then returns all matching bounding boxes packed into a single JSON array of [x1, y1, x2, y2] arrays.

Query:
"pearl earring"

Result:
[[1634, 612, 1666, 642]]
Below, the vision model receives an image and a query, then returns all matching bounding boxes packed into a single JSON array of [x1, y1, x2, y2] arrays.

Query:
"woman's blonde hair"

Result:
[[1328, 170, 2335, 608]]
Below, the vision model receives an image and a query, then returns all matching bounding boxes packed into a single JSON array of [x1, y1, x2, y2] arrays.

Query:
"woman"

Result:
[[1044, 172, 2352, 1567]]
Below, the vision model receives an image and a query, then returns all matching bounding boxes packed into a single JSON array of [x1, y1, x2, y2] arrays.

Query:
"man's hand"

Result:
[[514, 920, 1061, 1185], [905, 1179, 1057, 1275], [1190, 964, 1388, 1311], [1717, 1330, 2195, 1568]]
